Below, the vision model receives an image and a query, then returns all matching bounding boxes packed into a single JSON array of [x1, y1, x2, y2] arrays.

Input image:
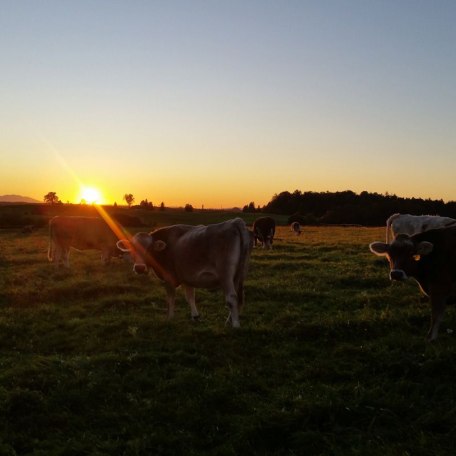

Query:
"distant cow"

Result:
[[253, 216, 276, 249], [48, 216, 122, 268], [386, 213, 456, 243], [290, 221, 301, 235], [117, 218, 253, 327], [370, 227, 456, 341]]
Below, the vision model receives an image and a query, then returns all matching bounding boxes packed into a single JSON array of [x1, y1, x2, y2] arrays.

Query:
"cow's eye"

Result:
[[413, 254, 421, 261]]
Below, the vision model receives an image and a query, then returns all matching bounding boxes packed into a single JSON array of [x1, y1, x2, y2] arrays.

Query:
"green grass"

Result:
[[1, 224, 456, 455]]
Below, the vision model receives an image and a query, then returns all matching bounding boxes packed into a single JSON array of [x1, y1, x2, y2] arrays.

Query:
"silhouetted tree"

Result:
[[242, 201, 256, 213], [140, 199, 154, 210], [262, 189, 456, 226], [160, 202, 166, 211], [184, 203, 194, 212], [43, 192, 60, 205], [123, 194, 135, 208]]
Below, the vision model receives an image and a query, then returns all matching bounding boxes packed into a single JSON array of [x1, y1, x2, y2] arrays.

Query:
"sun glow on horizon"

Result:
[[79, 186, 103, 205]]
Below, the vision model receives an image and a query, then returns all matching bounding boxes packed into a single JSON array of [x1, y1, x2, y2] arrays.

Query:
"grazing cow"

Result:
[[253, 216, 276, 249], [116, 218, 253, 327], [370, 227, 456, 341], [290, 221, 301, 235], [48, 216, 122, 268], [386, 213, 456, 243]]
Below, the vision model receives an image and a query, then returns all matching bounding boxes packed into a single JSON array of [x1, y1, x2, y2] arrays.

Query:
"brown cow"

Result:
[[370, 227, 456, 341], [253, 216, 276, 249], [48, 216, 122, 268], [117, 218, 253, 327]]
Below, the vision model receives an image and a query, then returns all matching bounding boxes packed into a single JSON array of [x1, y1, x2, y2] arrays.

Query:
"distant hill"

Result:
[[0, 194, 41, 203]]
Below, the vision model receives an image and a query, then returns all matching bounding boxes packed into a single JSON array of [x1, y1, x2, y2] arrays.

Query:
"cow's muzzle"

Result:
[[133, 263, 148, 275], [390, 269, 407, 281]]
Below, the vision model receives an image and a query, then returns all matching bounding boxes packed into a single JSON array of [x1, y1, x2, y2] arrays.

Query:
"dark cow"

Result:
[[117, 218, 253, 327], [370, 227, 456, 341], [48, 216, 121, 268], [253, 216, 276, 249], [291, 221, 301, 235]]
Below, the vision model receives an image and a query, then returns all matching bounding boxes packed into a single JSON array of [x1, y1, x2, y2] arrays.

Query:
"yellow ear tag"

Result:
[[413, 255, 421, 261]]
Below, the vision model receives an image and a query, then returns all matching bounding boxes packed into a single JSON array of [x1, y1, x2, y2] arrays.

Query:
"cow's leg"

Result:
[[55, 245, 65, 268], [223, 283, 240, 328], [101, 249, 111, 265], [48, 240, 55, 263], [427, 295, 447, 341], [236, 280, 245, 315], [52, 245, 60, 267], [183, 285, 199, 320], [63, 248, 71, 269], [164, 283, 176, 319]]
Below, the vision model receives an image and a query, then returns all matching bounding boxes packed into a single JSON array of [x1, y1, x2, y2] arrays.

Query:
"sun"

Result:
[[79, 186, 103, 204]]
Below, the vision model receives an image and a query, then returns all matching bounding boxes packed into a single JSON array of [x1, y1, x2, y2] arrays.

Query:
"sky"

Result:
[[1, 0, 455, 208]]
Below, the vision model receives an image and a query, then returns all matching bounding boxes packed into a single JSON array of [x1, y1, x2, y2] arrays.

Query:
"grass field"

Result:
[[1, 217, 456, 455]]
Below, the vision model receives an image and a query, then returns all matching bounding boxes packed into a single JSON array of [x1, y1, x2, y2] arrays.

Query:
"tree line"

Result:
[[43, 192, 168, 210], [43, 189, 456, 226], [244, 190, 456, 226]]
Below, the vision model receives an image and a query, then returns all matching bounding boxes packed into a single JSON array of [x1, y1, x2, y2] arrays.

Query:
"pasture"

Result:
[[1, 218, 456, 455]]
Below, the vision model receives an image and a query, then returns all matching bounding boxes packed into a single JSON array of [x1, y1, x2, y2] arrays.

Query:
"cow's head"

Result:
[[117, 232, 167, 275], [256, 228, 274, 249], [292, 222, 301, 235], [369, 234, 433, 280], [264, 229, 274, 249]]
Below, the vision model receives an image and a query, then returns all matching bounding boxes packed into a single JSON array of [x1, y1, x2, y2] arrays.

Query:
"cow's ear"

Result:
[[417, 241, 433, 255], [153, 240, 167, 251], [369, 242, 389, 256], [116, 240, 131, 252]]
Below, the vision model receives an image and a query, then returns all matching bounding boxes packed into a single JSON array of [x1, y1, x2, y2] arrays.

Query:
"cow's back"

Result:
[[253, 216, 275, 232], [392, 216, 422, 237], [425, 216, 456, 230], [177, 218, 249, 265], [50, 216, 117, 249], [75, 218, 117, 250], [157, 218, 251, 288]]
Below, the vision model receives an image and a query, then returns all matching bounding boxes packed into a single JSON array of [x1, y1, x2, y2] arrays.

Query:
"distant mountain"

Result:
[[0, 194, 41, 203]]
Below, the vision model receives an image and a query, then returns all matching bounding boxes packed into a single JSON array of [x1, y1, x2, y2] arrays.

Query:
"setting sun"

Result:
[[79, 186, 103, 205]]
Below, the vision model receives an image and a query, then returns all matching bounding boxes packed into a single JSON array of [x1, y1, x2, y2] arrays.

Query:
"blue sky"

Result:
[[1, 0, 455, 206]]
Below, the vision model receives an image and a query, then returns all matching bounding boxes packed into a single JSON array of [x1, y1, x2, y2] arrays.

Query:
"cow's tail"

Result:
[[47, 218, 55, 262], [386, 213, 400, 244]]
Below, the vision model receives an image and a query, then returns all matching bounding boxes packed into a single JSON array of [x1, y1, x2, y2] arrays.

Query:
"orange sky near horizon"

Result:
[[7, 150, 456, 209], [3, 114, 456, 208]]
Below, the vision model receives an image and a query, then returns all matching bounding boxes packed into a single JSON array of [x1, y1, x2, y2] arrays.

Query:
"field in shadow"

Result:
[[1, 224, 456, 455]]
